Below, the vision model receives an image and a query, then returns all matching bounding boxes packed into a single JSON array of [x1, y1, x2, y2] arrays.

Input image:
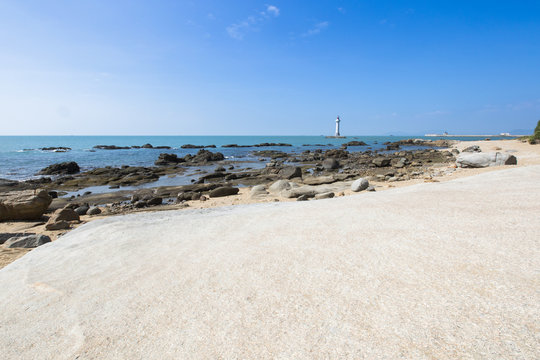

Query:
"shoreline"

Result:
[[1, 138, 538, 268]]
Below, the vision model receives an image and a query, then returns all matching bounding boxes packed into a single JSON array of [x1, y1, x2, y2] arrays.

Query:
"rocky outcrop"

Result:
[[180, 144, 216, 149], [322, 158, 340, 170], [93, 145, 131, 150], [278, 166, 302, 179], [39, 162, 80, 175], [343, 141, 368, 146], [0, 190, 52, 221], [372, 158, 391, 167], [456, 152, 517, 168], [155, 153, 185, 166]]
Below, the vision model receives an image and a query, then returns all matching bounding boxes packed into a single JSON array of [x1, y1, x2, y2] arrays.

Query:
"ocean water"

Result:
[[0, 135, 505, 182]]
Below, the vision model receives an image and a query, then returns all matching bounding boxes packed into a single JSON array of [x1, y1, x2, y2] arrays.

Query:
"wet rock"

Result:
[[351, 178, 369, 192], [343, 141, 368, 146], [48, 191, 58, 199], [3, 234, 51, 248], [209, 187, 239, 198], [134, 201, 147, 208], [93, 145, 131, 150], [40, 147, 71, 152], [39, 161, 80, 175], [0, 190, 52, 221], [386, 144, 400, 150], [180, 144, 216, 149], [155, 153, 184, 166], [252, 150, 288, 159]]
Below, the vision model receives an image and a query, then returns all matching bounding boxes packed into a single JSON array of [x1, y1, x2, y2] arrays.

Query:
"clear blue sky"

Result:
[[0, 0, 539, 135]]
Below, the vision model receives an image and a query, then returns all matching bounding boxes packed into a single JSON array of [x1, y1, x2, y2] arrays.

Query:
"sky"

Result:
[[0, 0, 539, 136]]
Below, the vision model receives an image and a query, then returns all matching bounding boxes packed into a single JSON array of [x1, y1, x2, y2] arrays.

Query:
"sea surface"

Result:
[[0, 135, 507, 183]]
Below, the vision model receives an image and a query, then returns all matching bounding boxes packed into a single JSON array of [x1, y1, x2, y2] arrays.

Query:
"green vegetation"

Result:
[[530, 120, 540, 144]]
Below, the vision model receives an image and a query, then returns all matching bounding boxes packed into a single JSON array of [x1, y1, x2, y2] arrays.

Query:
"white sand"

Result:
[[0, 163, 539, 359]]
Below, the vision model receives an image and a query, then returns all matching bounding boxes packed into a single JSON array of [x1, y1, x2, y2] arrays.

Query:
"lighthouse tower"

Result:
[[335, 116, 341, 137]]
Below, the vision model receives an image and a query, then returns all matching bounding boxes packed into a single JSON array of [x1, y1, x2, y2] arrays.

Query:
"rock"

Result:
[[278, 166, 302, 179], [209, 187, 239, 198], [155, 153, 184, 166], [372, 158, 391, 167], [386, 144, 400, 150], [250, 185, 268, 198], [456, 152, 518, 168], [269, 180, 293, 193], [142, 143, 154, 148], [367, 186, 376, 192], [215, 166, 226, 172], [87, 207, 102, 215], [0, 190, 52, 221], [199, 195, 208, 202], [134, 201, 147, 208], [189, 150, 225, 163], [315, 192, 334, 200], [50, 208, 80, 222], [74, 205, 89, 216], [351, 178, 369, 192], [462, 145, 481, 153], [45, 220, 70, 230], [147, 197, 163, 206], [322, 158, 340, 170], [343, 141, 368, 146], [93, 145, 130, 150], [40, 146, 71, 152], [48, 191, 58, 199], [39, 161, 80, 175], [451, 149, 460, 155], [281, 186, 320, 199], [297, 195, 310, 201], [302, 176, 336, 186], [3, 234, 51, 248]]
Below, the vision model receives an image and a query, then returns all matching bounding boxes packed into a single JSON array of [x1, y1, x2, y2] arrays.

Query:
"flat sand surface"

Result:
[[0, 162, 539, 359]]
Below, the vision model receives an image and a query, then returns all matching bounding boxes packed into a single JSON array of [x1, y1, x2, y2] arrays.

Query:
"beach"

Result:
[[0, 138, 538, 358], [0, 138, 537, 268]]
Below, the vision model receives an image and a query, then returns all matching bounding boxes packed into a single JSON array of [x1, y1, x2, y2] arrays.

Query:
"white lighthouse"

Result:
[[335, 116, 341, 137]]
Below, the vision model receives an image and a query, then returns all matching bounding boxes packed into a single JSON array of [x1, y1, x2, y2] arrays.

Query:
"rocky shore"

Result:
[[0, 138, 531, 268]]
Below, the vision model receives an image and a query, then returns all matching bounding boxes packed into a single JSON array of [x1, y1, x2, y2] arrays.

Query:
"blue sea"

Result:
[[0, 135, 504, 182]]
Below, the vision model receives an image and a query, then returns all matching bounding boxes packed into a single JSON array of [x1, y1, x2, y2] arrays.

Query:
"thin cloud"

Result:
[[226, 5, 280, 40], [337, 7, 346, 14], [301, 21, 329, 37]]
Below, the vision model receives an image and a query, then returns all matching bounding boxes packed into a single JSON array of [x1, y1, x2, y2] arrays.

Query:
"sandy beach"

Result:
[[0, 138, 538, 358]]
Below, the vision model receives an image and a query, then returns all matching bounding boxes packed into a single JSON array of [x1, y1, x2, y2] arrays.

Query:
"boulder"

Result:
[[249, 185, 268, 198], [45, 220, 70, 230], [3, 234, 51, 248], [39, 161, 80, 175], [372, 158, 391, 167], [190, 150, 225, 163], [278, 166, 302, 179], [0, 190, 52, 221], [322, 158, 340, 170], [49, 208, 80, 222], [155, 153, 184, 166], [351, 178, 369, 192], [87, 207, 102, 215], [209, 187, 239, 198], [456, 152, 518, 168], [74, 205, 89, 216], [147, 197, 163, 206], [269, 180, 294, 193]]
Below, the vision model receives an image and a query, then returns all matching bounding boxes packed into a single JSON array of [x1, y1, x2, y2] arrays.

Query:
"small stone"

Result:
[[314, 192, 334, 200], [87, 207, 102, 215], [351, 178, 369, 192]]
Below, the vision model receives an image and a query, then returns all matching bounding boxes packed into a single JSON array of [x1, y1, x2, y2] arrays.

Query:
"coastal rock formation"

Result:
[[39, 161, 80, 175], [180, 144, 217, 149], [93, 145, 131, 150], [184, 149, 225, 163], [456, 152, 517, 168], [372, 157, 391, 167], [40, 146, 71, 152], [0, 190, 52, 221], [278, 166, 302, 179], [322, 158, 340, 170], [155, 153, 184, 165], [3, 234, 51, 248], [343, 141, 368, 146]]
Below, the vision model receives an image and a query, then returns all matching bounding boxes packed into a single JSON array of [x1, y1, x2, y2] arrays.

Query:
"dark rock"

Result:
[[3, 234, 51, 248], [74, 205, 89, 216], [40, 147, 71, 152], [462, 145, 482, 153], [155, 153, 184, 166], [372, 158, 391, 167], [134, 201, 147, 208], [48, 191, 58, 199], [93, 145, 131, 150], [386, 144, 400, 150], [141, 143, 153, 148], [147, 197, 163, 206], [343, 141, 368, 146], [181, 144, 216, 149], [297, 194, 310, 201], [322, 158, 340, 170], [209, 187, 239, 198], [39, 161, 80, 175], [279, 166, 302, 179], [189, 149, 225, 163]]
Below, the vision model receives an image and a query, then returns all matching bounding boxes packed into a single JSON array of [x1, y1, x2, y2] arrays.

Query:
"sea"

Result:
[[0, 135, 506, 189]]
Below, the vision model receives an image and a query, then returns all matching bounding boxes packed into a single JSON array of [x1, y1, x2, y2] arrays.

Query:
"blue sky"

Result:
[[0, 0, 539, 135]]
